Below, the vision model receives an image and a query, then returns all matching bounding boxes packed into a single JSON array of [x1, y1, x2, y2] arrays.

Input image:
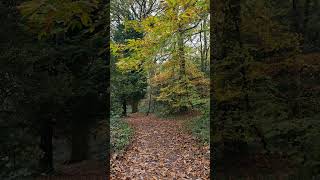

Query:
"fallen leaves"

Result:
[[110, 113, 210, 179]]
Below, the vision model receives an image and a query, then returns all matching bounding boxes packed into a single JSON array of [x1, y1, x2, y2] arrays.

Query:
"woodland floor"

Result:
[[111, 113, 210, 180]]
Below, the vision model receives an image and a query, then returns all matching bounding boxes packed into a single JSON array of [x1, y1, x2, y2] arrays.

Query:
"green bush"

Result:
[[110, 116, 134, 153], [191, 115, 210, 144], [186, 103, 210, 144]]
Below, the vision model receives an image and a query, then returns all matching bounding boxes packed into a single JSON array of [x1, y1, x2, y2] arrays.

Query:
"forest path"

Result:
[[111, 113, 210, 180]]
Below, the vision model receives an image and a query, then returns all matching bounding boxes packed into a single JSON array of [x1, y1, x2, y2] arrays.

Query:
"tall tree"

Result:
[[112, 0, 209, 113], [18, 0, 109, 166]]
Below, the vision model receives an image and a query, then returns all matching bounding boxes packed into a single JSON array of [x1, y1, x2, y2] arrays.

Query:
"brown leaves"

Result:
[[111, 113, 210, 179]]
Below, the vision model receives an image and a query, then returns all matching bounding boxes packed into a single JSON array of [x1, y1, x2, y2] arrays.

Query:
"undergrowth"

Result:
[[187, 114, 210, 144], [110, 116, 133, 153]]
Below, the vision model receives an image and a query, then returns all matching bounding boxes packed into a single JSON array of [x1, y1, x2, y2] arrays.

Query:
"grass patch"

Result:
[[110, 116, 134, 153]]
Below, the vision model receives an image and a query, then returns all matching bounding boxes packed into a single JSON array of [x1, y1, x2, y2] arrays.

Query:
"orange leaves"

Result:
[[152, 59, 209, 96], [152, 71, 174, 86], [150, 59, 209, 112]]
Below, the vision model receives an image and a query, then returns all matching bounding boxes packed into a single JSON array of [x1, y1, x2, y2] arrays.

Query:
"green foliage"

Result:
[[152, 59, 209, 113], [111, 67, 147, 104], [110, 116, 133, 153], [186, 108, 210, 144], [111, 0, 209, 115], [111, 22, 148, 115]]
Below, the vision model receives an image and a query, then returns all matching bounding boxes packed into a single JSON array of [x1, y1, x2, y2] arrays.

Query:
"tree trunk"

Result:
[[152, 100, 156, 113], [240, 66, 250, 112], [147, 97, 152, 116], [122, 98, 127, 117], [146, 90, 152, 116], [251, 125, 270, 154], [303, 0, 311, 33], [39, 118, 53, 172], [200, 23, 204, 72], [219, 0, 246, 160], [131, 100, 139, 113], [70, 119, 89, 163], [178, 28, 185, 80], [147, 66, 155, 116], [203, 18, 208, 72], [292, 0, 301, 33], [212, 0, 223, 62], [221, 0, 242, 56], [303, 0, 311, 49]]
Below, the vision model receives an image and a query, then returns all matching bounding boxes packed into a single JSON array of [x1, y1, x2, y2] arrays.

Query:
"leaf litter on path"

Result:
[[111, 113, 210, 180]]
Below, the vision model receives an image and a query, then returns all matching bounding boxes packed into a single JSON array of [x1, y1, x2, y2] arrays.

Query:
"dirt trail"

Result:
[[111, 113, 210, 180]]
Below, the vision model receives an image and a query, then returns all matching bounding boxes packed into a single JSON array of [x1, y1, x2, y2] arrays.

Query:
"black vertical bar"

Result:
[[103, 0, 111, 179], [210, 0, 215, 179]]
